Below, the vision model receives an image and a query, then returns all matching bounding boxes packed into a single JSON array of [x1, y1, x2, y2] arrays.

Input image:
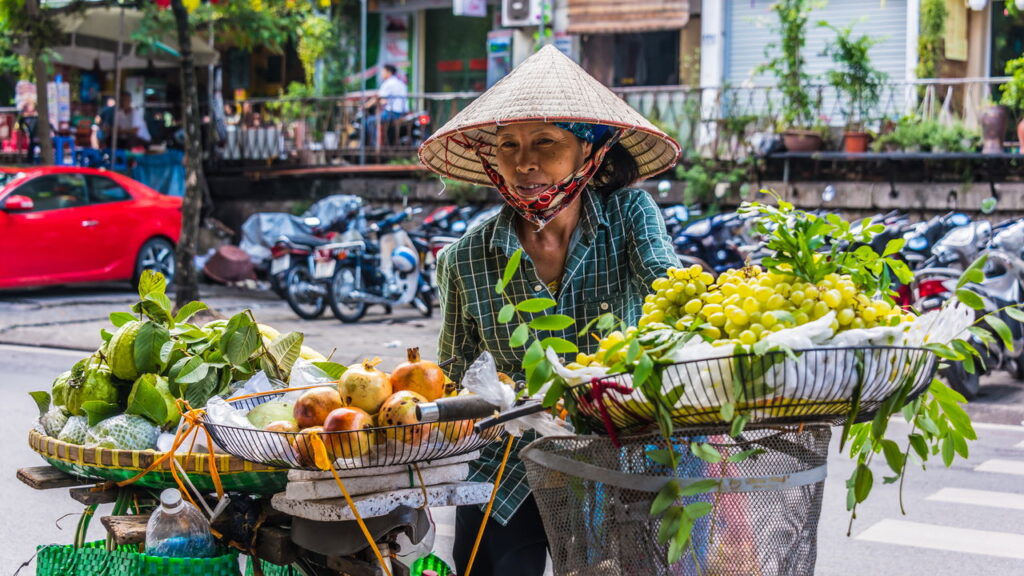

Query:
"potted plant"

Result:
[[757, 0, 823, 152], [820, 21, 887, 153], [999, 55, 1024, 152]]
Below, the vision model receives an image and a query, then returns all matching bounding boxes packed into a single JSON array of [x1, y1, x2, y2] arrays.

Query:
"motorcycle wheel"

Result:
[[413, 289, 433, 318], [284, 267, 327, 320], [942, 361, 980, 400], [269, 270, 291, 298], [329, 265, 368, 323]]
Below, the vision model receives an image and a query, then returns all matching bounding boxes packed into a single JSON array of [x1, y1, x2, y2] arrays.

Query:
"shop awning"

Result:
[[568, 0, 690, 35]]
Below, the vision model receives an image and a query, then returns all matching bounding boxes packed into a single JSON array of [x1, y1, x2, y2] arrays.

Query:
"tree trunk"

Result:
[[170, 0, 203, 306], [25, 0, 54, 165]]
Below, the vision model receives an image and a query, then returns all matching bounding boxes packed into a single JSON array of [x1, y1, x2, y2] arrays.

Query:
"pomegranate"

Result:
[[377, 391, 429, 445], [293, 426, 325, 468], [293, 387, 344, 429], [390, 348, 446, 401], [322, 407, 375, 460], [338, 357, 392, 414]]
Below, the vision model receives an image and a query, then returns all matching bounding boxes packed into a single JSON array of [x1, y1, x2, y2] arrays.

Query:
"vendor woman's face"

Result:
[[495, 123, 592, 199]]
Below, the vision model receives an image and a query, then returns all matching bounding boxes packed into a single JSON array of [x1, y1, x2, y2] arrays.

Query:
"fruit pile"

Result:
[[245, 349, 477, 467]]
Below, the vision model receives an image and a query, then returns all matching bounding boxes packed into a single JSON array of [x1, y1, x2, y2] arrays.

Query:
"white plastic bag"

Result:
[[461, 352, 567, 437], [289, 359, 336, 388]]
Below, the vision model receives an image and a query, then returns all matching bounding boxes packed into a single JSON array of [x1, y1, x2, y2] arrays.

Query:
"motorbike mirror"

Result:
[[821, 185, 836, 203], [303, 217, 321, 228], [950, 213, 970, 226], [657, 180, 672, 199], [981, 196, 998, 214]]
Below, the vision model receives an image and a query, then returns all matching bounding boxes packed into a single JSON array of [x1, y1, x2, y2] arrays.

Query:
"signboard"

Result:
[[454, 0, 487, 17], [486, 29, 513, 88]]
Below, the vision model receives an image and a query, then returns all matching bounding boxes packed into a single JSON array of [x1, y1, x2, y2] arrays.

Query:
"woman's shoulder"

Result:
[[599, 187, 659, 220]]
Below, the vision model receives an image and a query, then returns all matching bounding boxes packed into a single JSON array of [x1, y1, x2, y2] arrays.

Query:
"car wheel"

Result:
[[134, 238, 175, 286]]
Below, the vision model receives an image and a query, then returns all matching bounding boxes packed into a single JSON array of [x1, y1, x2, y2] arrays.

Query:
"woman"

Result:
[[418, 46, 681, 576]]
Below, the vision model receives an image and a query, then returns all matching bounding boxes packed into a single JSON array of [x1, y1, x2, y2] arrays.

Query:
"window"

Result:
[[991, 1, 1024, 78], [14, 174, 88, 212], [88, 175, 131, 203]]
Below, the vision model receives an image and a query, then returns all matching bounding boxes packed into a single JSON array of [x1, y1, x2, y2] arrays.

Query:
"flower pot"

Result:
[[843, 132, 870, 153], [981, 105, 1009, 154], [1018, 118, 1024, 154], [782, 130, 825, 153]]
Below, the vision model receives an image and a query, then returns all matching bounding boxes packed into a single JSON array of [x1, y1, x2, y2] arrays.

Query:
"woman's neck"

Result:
[[514, 195, 584, 285]]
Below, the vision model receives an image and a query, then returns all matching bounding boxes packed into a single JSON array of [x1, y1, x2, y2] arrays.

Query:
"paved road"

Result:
[[3, 285, 1023, 575]]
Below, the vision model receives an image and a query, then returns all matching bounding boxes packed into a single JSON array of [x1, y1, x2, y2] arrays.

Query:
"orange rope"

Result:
[[465, 435, 516, 576]]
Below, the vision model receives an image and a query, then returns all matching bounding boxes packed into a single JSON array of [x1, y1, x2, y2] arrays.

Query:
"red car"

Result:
[[0, 166, 182, 289]]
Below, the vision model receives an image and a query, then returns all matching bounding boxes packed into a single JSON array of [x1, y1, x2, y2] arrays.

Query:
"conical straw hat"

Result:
[[419, 45, 681, 187]]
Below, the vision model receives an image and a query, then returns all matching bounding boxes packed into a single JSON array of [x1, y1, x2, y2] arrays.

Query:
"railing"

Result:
[[198, 76, 1010, 171]]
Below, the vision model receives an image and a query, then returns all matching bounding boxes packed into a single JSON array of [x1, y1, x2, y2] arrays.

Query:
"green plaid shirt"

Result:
[[436, 188, 677, 525]]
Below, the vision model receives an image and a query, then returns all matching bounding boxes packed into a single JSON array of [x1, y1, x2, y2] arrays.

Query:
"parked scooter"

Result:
[[901, 212, 971, 270], [279, 230, 367, 320], [672, 212, 748, 274], [328, 207, 434, 323]]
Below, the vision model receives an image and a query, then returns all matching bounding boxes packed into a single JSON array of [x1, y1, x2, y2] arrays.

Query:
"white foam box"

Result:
[[285, 462, 470, 500], [286, 451, 480, 482], [272, 482, 494, 522]]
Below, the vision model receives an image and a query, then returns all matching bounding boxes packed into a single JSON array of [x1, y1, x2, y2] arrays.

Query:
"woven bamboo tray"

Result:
[[28, 429, 288, 494]]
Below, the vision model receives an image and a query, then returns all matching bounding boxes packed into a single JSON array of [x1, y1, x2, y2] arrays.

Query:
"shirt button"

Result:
[[600, 302, 610, 311], [534, 284, 544, 292]]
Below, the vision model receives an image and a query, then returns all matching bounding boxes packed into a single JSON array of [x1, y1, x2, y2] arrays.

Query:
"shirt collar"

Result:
[[488, 189, 608, 257]]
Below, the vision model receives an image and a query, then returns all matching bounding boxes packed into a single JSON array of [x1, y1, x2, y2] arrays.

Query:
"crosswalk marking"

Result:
[[974, 459, 1024, 476], [926, 487, 1024, 511], [856, 520, 1024, 560], [970, 422, 1024, 433]]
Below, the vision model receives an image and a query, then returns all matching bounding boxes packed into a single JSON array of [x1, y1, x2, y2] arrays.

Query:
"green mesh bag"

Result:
[[243, 556, 303, 576], [35, 540, 240, 576], [410, 554, 452, 576]]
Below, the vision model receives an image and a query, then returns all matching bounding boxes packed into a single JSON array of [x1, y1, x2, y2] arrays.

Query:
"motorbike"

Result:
[[278, 230, 367, 320], [901, 212, 971, 270], [672, 212, 749, 274], [348, 110, 432, 149], [328, 207, 434, 323]]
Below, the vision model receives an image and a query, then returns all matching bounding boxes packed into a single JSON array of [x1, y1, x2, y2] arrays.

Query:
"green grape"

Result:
[[701, 326, 721, 339], [702, 303, 723, 318], [693, 280, 707, 294], [646, 310, 665, 323], [753, 286, 774, 303], [652, 277, 670, 291], [805, 286, 820, 301], [774, 282, 792, 297], [738, 330, 757, 345], [790, 290, 806, 306], [837, 308, 855, 325], [726, 306, 749, 326], [850, 317, 866, 330], [860, 307, 877, 323], [793, 311, 810, 325], [813, 301, 830, 319], [742, 297, 760, 315], [823, 289, 842, 309], [749, 323, 765, 338], [699, 272, 715, 285], [762, 311, 778, 329], [707, 312, 727, 327], [767, 294, 787, 310], [684, 299, 703, 315], [642, 302, 657, 314], [703, 291, 724, 305]]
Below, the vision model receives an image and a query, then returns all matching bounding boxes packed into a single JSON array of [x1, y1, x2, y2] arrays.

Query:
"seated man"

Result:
[[364, 64, 409, 147], [113, 91, 151, 149]]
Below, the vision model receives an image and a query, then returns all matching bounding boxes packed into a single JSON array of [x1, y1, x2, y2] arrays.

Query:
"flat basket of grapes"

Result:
[[569, 346, 938, 434], [202, 391, 504, 471]]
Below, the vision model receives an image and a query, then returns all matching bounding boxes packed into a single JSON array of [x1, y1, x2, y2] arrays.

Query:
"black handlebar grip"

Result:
[[416, 395, 500, 423], [474, 402, 546, 432]]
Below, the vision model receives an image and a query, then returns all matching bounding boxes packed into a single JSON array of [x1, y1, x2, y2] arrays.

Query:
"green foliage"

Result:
[[756, 0, 821, 129], [532, 1, 554, 52], [264, 81, 317, 124], [674, 159, 750, 207], [872, 115, 980, 152], [916, 0, 947, 81], [820, 20, 887, 130], [297, 13, 333, 88], [999, 57, 1024, 114]]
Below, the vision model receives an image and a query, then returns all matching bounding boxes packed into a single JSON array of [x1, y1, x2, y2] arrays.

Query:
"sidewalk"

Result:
[[0, 284, 442, 367]]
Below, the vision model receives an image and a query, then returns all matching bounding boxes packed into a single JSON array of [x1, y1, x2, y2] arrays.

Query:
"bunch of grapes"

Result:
[[631, 264, 912, 347]]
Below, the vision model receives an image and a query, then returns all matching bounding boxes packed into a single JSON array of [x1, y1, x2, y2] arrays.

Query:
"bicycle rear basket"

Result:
[[202, 392, 503, 471], [521, 425, 831, 576], [569, 346, 937, 434]]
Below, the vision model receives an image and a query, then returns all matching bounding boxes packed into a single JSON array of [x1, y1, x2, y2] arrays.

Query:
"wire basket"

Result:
[[521, 426, 831, 576], [569, 346, 937, 434], [202, 392, 503, 471]]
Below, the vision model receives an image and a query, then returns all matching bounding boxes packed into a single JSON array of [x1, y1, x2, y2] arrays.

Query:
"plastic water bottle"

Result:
[[144, 488, 217, 558]]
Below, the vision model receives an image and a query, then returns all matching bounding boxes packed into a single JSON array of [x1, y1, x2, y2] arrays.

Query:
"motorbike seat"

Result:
[[285, 232, 331, 248]]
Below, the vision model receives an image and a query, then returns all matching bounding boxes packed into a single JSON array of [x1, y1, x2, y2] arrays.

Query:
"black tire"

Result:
[[413, 287, 433, 318], [134, 237, 175, 286], [284, 267, 326, 319], [943, 361, 981, 400], [328, 265, 368, 323]]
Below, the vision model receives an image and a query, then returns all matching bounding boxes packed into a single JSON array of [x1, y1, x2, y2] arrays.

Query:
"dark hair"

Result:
[[383, 64, 397, 75], [590, 133, 639, 195]]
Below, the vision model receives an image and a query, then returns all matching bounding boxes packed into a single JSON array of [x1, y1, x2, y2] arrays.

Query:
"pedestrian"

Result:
[[418, 46, 681, 576], [17, 96, 43, 163], [114, 91, 151, 149], [364, 64, 409, 147]]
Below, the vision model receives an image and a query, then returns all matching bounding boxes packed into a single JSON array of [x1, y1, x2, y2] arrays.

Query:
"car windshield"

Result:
[[0, 172, 18, 188]]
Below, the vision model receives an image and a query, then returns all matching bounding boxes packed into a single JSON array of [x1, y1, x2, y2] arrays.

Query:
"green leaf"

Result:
[[110, 312, 136, 328], [657, 507, 682, 545], [719, 401, 735, 423], [984, 315, 1015, 352], [125, 374, 168, 427], [29, 391, 50, 416], [880, 439, 906, 475], [650, 481, 680, 516], [539, 337, 577, 354], [909, 434, 929, 461], [727, 448, 765, 463], [679, 479, 720, 497], [174, 301, 208, 324], [515, 298, 557, 313], [81, 401, 120, 427], [526, 359, 552, 395], [596, 314, 617, 332], [137, 269, 167, 299], [134, 298, 173, 325], [730, 413, 749, 437], [683, 501, 713, 520], [134, 322, 170, 376], [667, 514, 694, 564], [542, 380, 564, 407], [967, 325, 996, 347], [958, 256, 988, 289], [883, 238, 905, 257], [854, 463, 873, 503], [174, 356, 208, 385], [923, 342, 961, 361], [509, 324, 530, 348], [523, 339, 546, 370], [941, 435, 955, 467], [225, 321, 261, 366], [100, 329, 113, 343], [1005, 306, 1024, 323], [646, 449, 678, 468], [497, 304, 515, 324], [496, 249, 522, 294], [690, 442, 723, 464], [183, 368, 220, 409], [267, 332, 304, 380], [312, 361, 347, 379], [528, 314, 574, 331], [626, 339, 641, 364], [956, 289, 986, 311], [634, 354, 654, 388]]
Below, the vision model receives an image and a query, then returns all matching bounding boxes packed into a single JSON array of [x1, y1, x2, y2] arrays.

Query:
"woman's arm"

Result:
[[436, 247, 481, 384], [625, 190, 679, 289]]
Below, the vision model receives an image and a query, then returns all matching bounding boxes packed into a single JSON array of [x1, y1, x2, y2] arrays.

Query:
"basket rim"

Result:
[[28, 428, 287, 474]]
